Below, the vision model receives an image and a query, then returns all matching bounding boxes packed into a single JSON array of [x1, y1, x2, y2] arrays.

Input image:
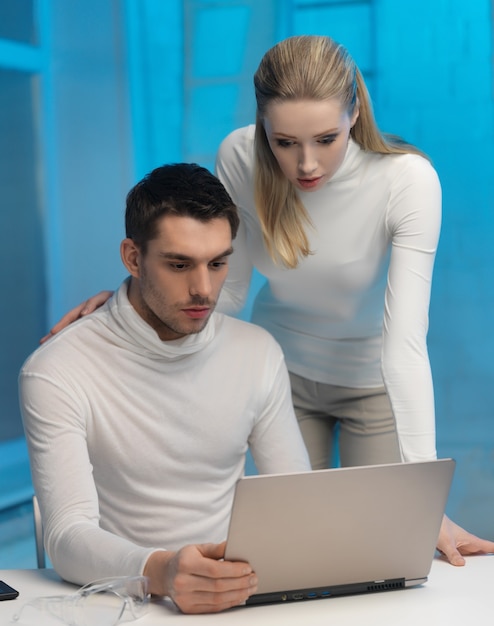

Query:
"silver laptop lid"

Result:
[[225, 459, 455, 602]]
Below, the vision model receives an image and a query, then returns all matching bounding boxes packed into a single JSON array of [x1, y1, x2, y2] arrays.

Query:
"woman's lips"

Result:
[[297, 176, 323, 190]]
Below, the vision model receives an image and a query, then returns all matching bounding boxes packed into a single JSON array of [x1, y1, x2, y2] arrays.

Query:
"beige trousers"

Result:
[[290, 372, 402, 470]]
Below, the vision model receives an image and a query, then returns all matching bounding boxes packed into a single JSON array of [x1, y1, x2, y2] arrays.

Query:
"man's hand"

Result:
[[144, 542, 258, 614], [40, 291, 114, 343], [437, 514, 494, 565]]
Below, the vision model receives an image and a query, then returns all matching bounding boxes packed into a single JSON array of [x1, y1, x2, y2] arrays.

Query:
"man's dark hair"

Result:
[[125, 163, 239, 252]]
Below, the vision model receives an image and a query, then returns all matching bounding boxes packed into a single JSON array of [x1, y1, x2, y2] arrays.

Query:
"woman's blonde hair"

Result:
[[254, 35, 427, 268]]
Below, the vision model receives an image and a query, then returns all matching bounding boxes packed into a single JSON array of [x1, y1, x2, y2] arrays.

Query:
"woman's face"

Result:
[[263, 98, 358, 192]]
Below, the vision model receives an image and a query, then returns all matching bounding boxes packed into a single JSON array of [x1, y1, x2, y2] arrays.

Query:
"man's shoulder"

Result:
[[20, 313, 105, 377], [216, 313, 282, 351]]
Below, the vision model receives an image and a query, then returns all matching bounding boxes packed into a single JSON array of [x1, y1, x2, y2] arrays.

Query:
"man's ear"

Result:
[[120, 238, 141, 277]]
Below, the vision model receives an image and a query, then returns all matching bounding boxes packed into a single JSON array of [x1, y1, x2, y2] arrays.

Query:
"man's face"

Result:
[[122, 215, 233, 341]]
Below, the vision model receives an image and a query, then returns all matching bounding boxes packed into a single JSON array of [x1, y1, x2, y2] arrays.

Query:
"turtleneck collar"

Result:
[[326, 137, 363, 185], [105, 279, 218, 360]]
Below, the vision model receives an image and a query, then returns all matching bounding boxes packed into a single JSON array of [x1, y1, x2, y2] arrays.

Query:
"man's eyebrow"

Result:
[[158, 247, 234, 261], [216, 247, 234, 259]]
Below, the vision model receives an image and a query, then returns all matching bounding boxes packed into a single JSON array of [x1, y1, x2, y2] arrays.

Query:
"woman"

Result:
[[216, 35, 438, 470], [44, 35, 494, 563]]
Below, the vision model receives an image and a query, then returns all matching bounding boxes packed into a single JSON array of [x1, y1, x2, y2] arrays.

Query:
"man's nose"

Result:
[[189, 266, 212, 298]]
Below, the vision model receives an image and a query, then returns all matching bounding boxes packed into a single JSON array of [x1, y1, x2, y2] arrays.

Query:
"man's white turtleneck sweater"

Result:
[[19, 280, 310, 586]]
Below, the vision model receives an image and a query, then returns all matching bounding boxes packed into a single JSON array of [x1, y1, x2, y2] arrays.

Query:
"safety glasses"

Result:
[[12, 575, 149, 626]]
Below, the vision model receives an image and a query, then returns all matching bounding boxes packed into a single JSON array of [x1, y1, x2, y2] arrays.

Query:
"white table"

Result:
[[1, 555, 492, 625]]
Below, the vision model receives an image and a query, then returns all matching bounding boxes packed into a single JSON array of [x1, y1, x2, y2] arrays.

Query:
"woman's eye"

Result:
[[276, 139, 294, 148], [319, 135, 337, 145]]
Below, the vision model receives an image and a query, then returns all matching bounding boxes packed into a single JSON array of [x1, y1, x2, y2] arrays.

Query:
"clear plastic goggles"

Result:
[[12, 575, 149, 626]]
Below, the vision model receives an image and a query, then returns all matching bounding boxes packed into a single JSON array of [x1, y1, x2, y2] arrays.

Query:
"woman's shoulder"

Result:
[[363, 147, 440, 193], [215, 125, 256, 198], [217, 124, 255, 163], [384, 148, 438, 177]]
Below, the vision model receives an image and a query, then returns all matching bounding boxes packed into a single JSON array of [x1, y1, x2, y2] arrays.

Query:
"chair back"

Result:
[[32, 494, 46, 568]]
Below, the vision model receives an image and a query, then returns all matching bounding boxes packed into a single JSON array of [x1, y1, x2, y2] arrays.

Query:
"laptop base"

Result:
[[246, 577, 412, 606]]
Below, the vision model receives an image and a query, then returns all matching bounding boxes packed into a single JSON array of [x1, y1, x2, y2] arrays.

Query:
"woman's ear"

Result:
[[120, 238, 141, 277]]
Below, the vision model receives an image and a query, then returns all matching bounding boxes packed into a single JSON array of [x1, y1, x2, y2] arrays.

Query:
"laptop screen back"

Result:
[[225, 459, 455, 604]]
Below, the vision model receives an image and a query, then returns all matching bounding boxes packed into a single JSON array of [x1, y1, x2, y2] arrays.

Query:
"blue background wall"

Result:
[[0, 0, 492, 566]]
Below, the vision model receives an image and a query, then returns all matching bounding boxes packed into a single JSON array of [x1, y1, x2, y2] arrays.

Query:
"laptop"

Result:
[[225, 459, 455, 605]]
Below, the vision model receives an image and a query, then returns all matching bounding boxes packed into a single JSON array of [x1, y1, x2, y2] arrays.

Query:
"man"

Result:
[[19, 163, 310, 614]]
